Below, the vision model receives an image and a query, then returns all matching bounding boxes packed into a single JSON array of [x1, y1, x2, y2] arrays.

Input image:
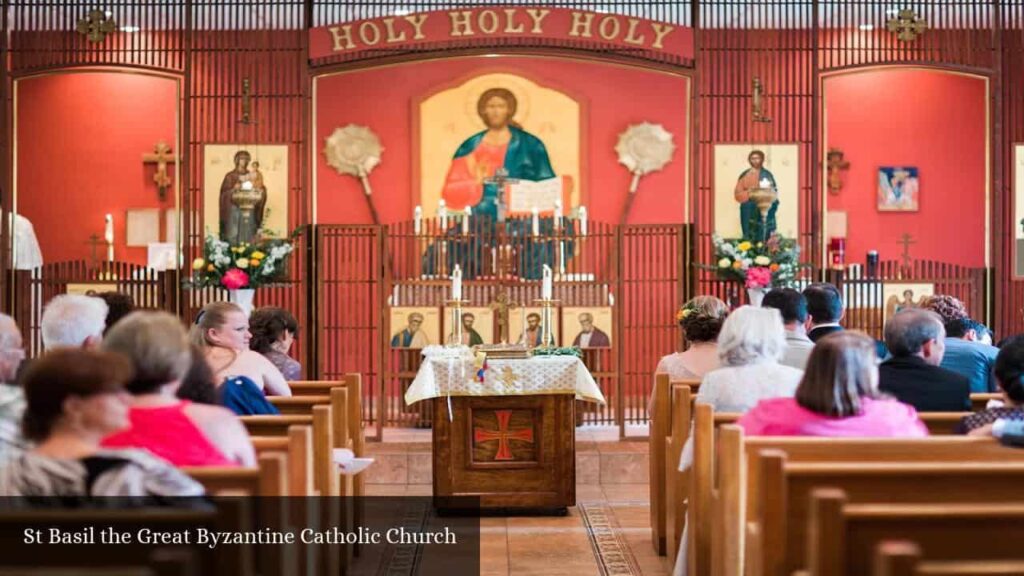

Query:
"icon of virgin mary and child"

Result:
[[424, 88, 573, 279]]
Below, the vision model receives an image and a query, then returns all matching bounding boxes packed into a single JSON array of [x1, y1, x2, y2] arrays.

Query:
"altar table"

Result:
[[406, 352, 605, 512]]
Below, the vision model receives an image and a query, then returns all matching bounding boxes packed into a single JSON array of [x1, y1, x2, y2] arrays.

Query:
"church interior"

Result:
[[2, 0, 1024, 574]]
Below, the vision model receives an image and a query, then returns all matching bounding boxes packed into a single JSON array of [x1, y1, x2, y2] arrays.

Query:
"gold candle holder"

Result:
[[533, 298, 560, 348]]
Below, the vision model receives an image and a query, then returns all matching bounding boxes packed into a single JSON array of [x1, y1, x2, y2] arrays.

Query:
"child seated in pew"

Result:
[[0, 349, 205, 499], [737, 332, 928, 437], [101, 312, 256, 467], [961, 336, 1024, 435]]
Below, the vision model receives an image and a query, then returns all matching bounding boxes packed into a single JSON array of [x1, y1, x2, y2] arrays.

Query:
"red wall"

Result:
[[314, 55, 690, 225], [16, 72, 177, 266], [825, 69, 987, 268]]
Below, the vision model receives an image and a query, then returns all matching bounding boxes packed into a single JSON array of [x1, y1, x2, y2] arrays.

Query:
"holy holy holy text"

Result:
[[25, 526, 457, 548]]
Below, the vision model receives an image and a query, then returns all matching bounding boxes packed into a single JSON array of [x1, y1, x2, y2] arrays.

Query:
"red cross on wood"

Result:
[[474, 410, 534, 461]]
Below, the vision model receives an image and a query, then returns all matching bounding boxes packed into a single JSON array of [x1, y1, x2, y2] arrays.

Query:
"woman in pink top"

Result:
[[101, 311, 256, 467], [738, 332, 928, 438]]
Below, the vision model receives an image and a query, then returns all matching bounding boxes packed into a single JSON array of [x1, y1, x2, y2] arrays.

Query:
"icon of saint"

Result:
[[733, 149, 778, 241]]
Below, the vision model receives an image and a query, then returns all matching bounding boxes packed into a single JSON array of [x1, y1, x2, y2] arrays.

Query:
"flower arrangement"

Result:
[[703, 233, 803, 289], [190, 229, 301, 290]]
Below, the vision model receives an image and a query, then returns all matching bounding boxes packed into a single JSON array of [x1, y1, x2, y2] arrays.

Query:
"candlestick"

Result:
[[104, 213, 114, 263], [392, 285, 400, 307], [553, 199, 562, 230], [439, 199, 448, 230], [446, 298, 469, 348], [413, 205, 422, 235], [542, 264, 553, 300], [531, 206, 540, 236], [533, 297, 560, 348], [462, 206, 471, 235], [452, 265, 463, 301], [579, 206, 588, 237]]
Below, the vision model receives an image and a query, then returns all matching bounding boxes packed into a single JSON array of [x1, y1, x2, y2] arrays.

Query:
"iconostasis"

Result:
[[823, 67, 989, 270], [14, 70, 179, 269], [312, 54, 691, 227]]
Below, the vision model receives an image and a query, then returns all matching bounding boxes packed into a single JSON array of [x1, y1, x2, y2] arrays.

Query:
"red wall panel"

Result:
[[824, 68, 988, 269], [314, 55, 690, 226], [16, 72, 178, 266]]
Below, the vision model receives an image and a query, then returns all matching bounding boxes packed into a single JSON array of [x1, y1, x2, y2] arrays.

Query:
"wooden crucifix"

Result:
[[142, 141, 175, 202], [827, 149, 850, 195], [899, 233, 916, 269], [84, 233, 104, 268], [488, 290, 519, 344]]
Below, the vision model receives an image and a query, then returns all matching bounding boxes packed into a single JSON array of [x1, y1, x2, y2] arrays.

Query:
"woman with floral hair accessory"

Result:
[[657, 296, 729, 381]]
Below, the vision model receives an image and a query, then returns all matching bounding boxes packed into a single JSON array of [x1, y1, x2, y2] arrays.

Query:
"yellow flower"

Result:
[[206, 264, 215, 272], [737, 241, 752, 252], [756, 242, 764, 248], [250, 250, 266, 260], [718, 257, 731, 268], [236, 258, 250, 269], [191, 258, 205, 270]]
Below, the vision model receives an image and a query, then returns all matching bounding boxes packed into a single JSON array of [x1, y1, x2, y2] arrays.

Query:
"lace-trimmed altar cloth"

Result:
[[404, 351, 606, 406]]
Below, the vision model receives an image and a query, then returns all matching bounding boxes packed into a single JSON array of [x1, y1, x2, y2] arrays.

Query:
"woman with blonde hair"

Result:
[[192, 302, 290, 415], [102, 311, 255, 466], [656, 296, 728, 380], [738, 331, 927, 437]]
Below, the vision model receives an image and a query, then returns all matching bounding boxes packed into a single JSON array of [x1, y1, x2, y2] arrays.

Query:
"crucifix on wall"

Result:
[[827, 149, 850, 195], [899, 233, 916, 270], [142, 141, 175, 202]]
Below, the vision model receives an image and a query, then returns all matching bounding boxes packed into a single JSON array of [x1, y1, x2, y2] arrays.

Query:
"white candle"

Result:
[[531, 206, 540, 236], [413, 205, 422, 235], [542, 264, 553, 300], [462, 206, 471, 235], [439, 199, 448, 230], [104, 214, 114, 262], [579, 206, 588, 237], [452, 265, 463, 301], [553, 199, 562, 230], [392, 285, 400, 306]]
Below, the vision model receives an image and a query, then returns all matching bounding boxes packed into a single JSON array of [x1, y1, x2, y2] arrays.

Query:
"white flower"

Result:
[[718, 258, 731, 268], [741, 258, 752, 269], [263, 264, 275, 276], [236, 258, 250, 269], [754, 256, 771, 266]]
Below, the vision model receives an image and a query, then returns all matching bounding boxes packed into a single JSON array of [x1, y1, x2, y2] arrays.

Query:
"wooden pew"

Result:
[[970, 392, 1002, 411], [874, 540, 1024, 576], [752, 452, 1024, 576], [267, 395, 330, 416], [240, 415, 312, 437], [664, 382, 696, 560], [183, 452, 287, 496], [919, 412, 970, 435], [251, 425, 315, 496], [649, 373, 670, 555], [686, 403, 741, 576], [289, 376, 365, 499], [808, 489, 1024, 576]]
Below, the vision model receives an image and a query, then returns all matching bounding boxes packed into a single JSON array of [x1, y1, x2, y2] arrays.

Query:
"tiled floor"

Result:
[[364, 426, 670, 575]]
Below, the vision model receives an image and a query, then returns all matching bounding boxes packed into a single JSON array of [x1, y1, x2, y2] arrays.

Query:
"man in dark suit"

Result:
[[803, 283, 844, 343], [878, 308, 971, 412]]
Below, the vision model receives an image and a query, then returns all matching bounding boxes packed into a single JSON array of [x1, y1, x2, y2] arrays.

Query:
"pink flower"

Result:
[[745, 266, 772, 289], [221, 268, 250, 290]]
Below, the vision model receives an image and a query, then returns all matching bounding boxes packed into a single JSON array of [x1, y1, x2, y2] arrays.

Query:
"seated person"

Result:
[[176, 345, 221, 406], [942, 317, 998, 393], [762, 288, 814, 370], [191, 302, 290, 415], [93, 291, 135, 335], [959, 335, 1024, 435], [0, 349, 204, 498], [656, 295, 728, 380], [738, 332, 927, 437], [102, 312, 255, 467], [878, 309, 971, 412], [921, 294, 970, 325], [0, 314, 26, 463], [249, 307, 301, 381], [40, 294, 108, 350]]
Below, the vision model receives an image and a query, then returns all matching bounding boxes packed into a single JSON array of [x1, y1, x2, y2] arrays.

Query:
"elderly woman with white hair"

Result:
[[672, 305, 803, 576]]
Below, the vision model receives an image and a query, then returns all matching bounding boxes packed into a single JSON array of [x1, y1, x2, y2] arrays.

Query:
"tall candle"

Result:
[[553, 199, 562, 230], [393, 284, 400, 306], [579, 206, 588, 237], [452, 265, 462, 301], [531, 206, 540, 236], [462, 206, 471, 235], [104, 213, 114, 262], [439, 199, 448, 230], [542, 264, 553, 300], [413, 205, 422, 235]]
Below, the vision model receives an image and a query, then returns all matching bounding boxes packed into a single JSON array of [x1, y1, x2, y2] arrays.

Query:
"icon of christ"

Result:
[[733, 149, 778, 241], [440, 88, 556, 219]]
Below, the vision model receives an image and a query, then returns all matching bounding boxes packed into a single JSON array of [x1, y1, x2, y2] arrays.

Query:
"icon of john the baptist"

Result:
[[441, 88, 556, 219]]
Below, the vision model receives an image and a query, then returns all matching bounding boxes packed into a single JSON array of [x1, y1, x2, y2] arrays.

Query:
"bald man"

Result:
[[0, 315, 26, 460], [878, 308, 971, 412]]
